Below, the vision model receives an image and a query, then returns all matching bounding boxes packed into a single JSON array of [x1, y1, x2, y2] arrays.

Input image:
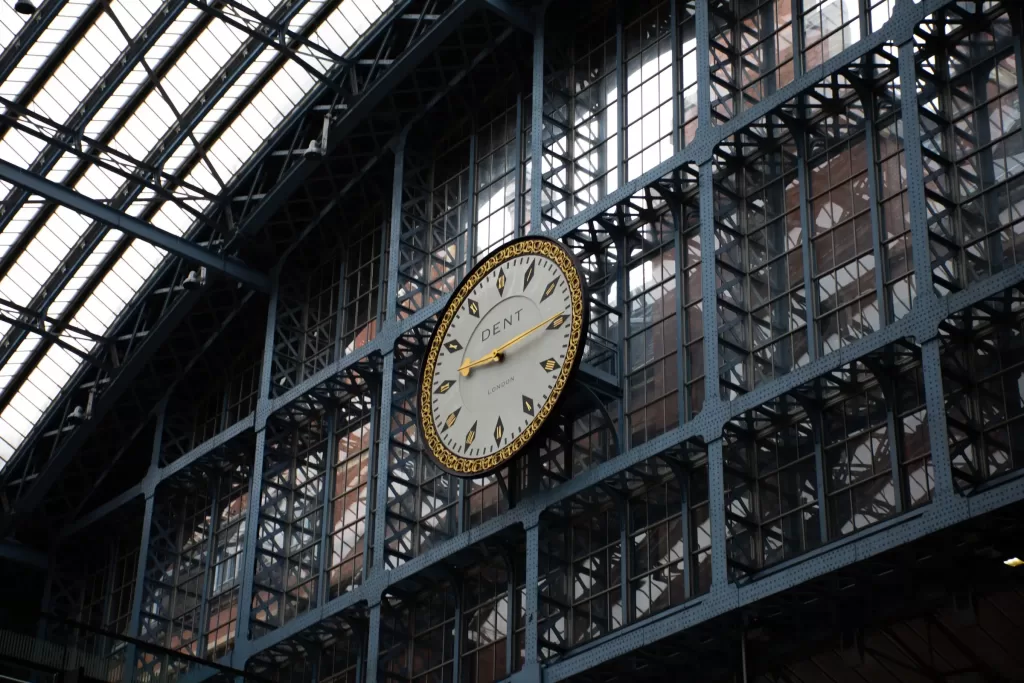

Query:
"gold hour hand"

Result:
[[458, 350, 500, 377]]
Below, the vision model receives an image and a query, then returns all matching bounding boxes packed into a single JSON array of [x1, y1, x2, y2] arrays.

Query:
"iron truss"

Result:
[[0, 0, 525, 534], [14, 0, 1024, 682]]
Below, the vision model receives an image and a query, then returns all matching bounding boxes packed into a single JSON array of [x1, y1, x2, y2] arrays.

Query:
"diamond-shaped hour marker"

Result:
[[445, 339, 463, 352], [494, 417, 504, 446], [436, 380, 454, 394], [540, 358, 560, 373], [522, 395, 535, 416], [524, 262, 535, 289], [541, 278, 559, 302], [468, 299, 480, 318], [443, 408, 460, 432], [465, 421, 477, 448], [496, 268, 506, 296], [547, 314, 567, 330]]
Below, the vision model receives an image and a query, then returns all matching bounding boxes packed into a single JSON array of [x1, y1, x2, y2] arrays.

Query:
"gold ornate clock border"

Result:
[[417, 236, 587, 477]]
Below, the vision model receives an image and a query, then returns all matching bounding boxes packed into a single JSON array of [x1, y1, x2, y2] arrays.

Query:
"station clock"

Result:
[[418, 236, 588, 477]]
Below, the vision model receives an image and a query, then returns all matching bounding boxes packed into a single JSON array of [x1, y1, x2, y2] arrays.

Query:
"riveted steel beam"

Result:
[[0, 160, 270, 292]]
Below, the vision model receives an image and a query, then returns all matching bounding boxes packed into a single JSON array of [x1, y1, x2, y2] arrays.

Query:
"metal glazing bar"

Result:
[[529, 5, 544, 234], [513, 95, 524, 239], [466, 133, 477, 277], [794, 126, 819, 362], [0, 160, 270, 292], [862, 92, 891, 326], [317, 411, 337, 606]]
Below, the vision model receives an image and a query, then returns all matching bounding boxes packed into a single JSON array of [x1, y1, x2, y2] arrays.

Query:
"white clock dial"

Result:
[[419, 237, 587, 477]]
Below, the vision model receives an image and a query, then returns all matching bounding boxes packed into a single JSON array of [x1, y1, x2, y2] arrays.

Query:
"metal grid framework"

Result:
[[15, 0, 1024, 682]]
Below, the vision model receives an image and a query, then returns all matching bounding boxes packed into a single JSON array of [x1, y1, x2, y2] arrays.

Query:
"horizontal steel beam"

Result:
[[0, 160, 271, 293]]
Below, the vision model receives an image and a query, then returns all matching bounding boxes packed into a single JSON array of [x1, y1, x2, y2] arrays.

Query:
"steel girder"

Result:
[[0, 0, 506, 535], [0, 160, 270, 291]]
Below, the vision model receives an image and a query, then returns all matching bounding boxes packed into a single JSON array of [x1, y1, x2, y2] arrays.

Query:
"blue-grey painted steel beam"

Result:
[[121, 398, 164, 683], [0, 160, 270, 292], [483, 0, 533, 33], [0, 538, 47, 569]]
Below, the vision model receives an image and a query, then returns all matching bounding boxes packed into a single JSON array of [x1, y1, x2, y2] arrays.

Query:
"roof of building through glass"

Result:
[[0, 0, 395, 468]]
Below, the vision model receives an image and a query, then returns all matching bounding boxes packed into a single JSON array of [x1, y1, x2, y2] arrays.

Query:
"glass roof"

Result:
[[0, 0, 395, 467]]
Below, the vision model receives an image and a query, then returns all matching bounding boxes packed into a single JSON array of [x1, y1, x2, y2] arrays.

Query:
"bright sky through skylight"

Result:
[[0, 0, 394, 467]]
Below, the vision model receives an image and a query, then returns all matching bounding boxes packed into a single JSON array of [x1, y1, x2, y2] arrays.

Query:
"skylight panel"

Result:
[[0, 0, 400, 469], [0, 0, 91, 103], [0, 4, 28, 52]]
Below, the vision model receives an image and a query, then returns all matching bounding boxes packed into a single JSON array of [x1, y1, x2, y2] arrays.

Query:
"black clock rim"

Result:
[[415, 234, 590, 479]]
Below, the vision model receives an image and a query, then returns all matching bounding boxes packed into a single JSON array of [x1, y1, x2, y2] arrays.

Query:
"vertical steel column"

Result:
[[234, 271, 280, 664], [520, 520, 541, 681], [861, 97, 891, 328], [121, 397, 166, 683], [794, 129, 819, 363], [673, 201, 690, 424], [898, 41, 956, 503], [530, 5, 545, 234], [698, 158, 729, 590], [695, 0, 711, 130], [451, 578, 464, 682], [366, 131, 409, 683], [315, 411, 336, 607]]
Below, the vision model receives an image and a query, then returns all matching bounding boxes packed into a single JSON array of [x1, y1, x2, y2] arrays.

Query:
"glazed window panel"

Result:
[[802, 0, 861, 71], [895, 365, 932, 508], [378, 588, 457, 683], [396, 145, 472, 319], [475, 106, 519, 259], [461, 560, 512, 683], [624, 0, 674, 181], [628, 479, 686, 621], [340, 219, 386, 354], [688, 460, 712, 596], [569, 505, 624, 645], [807, 105, 880, 356], [329, 414, 372, 598], [252, 422, 328, 635], [625, 218, 680, 447], [678, 1, 698, 145], [822, 364, 896, 538], [710, 0, 795, 122], [430, 160, 474, 301], [724, 403, 821, 578], [874, 75, 916, 322], [917, 10, 1024, 295], [715, 122, 808, 400], [541, 33, 619, 230], [941, 307, 1024, 490]]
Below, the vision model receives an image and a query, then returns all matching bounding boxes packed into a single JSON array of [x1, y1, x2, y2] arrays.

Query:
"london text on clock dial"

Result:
[[418, 237, 586, 477]]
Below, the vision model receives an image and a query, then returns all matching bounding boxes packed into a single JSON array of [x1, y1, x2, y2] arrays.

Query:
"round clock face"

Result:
[[418, 236, 587, 477]]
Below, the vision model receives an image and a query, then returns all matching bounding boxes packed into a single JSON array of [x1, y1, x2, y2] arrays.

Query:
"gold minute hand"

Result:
[[492, 313, 562, 355], [457, 313, 563, 377]]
